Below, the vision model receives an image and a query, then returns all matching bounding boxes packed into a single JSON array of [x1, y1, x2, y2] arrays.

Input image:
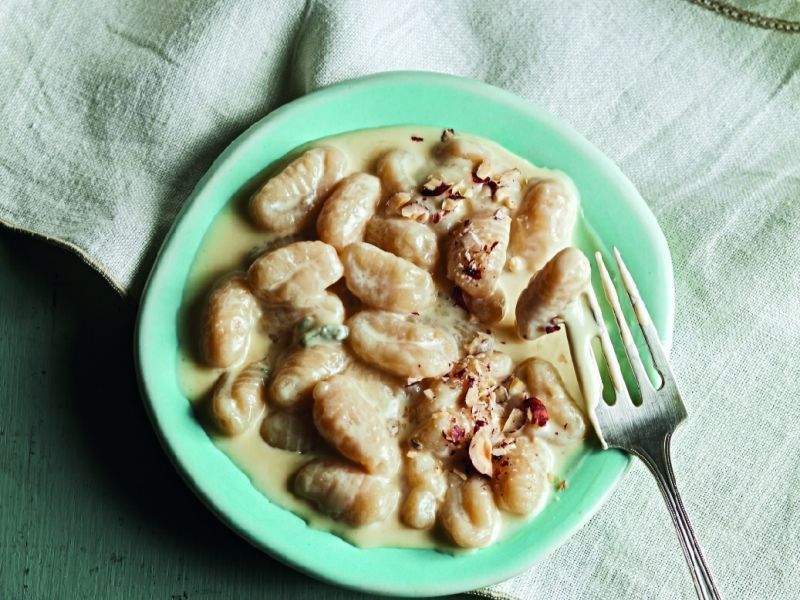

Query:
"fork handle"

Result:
[[633, 435, 722, 600]]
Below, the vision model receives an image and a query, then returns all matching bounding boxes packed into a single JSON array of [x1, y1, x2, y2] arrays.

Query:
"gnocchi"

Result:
[[462, 287, 506, 325], [313, 374, 400, 474], [439, 476, 499, 548], [262, 291, 345, 337], [436, 137, 489, 165], [508, 179, 578, 271], [250, 147, 347, 233], [260, 410, 318, 453], [210, 360, 268, 435], [317, 173, 381, 251], [200, 275, 259, 369], [182, 127, 594, 551], [516, 357, 587, 444], [341, 242, 436, 313], [248, 241, 343, 306], [409, 408, 473, 459], [515, 246, 591, 340], [401, 486, 439, 530], [492, 437, 548, 514], [347, 310, 458, 379], [376, 149, 419, 196], [446, 210, 510, 299], [269, 343, 350, 410], [364, 217, 439, 270], [293, 458, 399, 526]]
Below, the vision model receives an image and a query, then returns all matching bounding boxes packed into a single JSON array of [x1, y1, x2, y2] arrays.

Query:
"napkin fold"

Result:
[[2, 1, 799, 598]]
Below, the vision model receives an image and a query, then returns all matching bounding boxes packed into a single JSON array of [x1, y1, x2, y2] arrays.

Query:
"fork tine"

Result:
[[566, 284, 631, 449], [584, 279, 631, 405], [612, 247, 674, 389], [595, 251, 656, 400]]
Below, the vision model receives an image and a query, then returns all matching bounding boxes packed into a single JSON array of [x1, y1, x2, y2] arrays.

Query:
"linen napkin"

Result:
[[2, 0, 799, 598]]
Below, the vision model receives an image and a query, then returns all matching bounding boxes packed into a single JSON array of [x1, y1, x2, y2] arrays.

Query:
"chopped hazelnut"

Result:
[[386, 191, 412, 214], [468, 426, 493, 477], [400, 202, 430, 223]]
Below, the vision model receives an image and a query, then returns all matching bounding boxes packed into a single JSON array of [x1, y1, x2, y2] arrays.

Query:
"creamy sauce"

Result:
[[177, 126, 604, 551]]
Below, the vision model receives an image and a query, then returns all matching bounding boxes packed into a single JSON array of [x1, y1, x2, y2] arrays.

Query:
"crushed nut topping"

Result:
[[443, 421, 466, 446], [466, 331, 494, 355], [421, 181, 451, 197], [502, 407, 527, 434], [386, 191, 413, 214], [442, 197, 460, 212], [400, 202, 430, 223], [463, 264, 482, 280], [468, 425, 493, 476], [475, 161, 493, 181], [491, 438, 518, 457], [527, 397, 549, 427], [494, 168, 523, 209]]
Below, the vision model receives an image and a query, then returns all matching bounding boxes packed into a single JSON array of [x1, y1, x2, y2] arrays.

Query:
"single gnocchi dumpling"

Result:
[[376, 149, 420, 197], [364, 217, 439, 270], [260, 410, 318, 453], [412, 379, 463, 423], [342, 360, 408, 422], [341, 242, 436, 313], [484, 350, 514, 380], [439, 476, 499, 548], [262, 291, 345, 336], [516, 357, 587, 444], [446, 210, 511, 299], [269, 343, 350, 410], [401, 487, 439, 530], [248, 241, 343, 306], [250, 147, 347, 233], [492, 437, 549, 515], [316, 173, 381, 251], [515, 246, 590, 340], [462, 287, 506, 325], [200, 275, 260, 368], [347, 310, 459, 379], [312, 374, 401, 474], [210, 359, 269, 436], [436, 137, 489, 165], [405, 451, 447, 497], [508, 179, 578, 271], [409, 408, 473, 459], [493, 168, 524, 210], [402, 451, 447, 529], [293, 458, 399, 526]]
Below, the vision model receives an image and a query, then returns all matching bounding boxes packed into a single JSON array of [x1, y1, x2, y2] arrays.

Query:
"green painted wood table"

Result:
[[0, 228, 472, 600]]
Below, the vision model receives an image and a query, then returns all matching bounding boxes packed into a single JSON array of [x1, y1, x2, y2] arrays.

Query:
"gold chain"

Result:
[[686, 0, 800, 32]]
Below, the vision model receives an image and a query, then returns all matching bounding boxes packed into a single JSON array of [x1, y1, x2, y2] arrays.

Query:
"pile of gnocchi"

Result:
[[195, 129, 593, 549]]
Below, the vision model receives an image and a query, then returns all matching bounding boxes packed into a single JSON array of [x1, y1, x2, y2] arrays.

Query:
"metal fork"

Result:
[[582, 248, 722, 600]]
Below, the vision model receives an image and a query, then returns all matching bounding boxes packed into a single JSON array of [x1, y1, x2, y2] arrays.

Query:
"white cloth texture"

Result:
[[1, 0, 799, 598]]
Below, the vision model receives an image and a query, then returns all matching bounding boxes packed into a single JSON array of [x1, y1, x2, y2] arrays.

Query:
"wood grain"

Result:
[[0, 229, 461, 599]]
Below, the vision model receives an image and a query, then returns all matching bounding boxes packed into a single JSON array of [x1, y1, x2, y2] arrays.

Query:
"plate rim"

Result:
[[134, 70, 673, 597]]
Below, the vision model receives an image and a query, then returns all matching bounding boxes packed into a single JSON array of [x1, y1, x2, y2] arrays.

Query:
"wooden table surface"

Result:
[[0, 228, 466, 599]]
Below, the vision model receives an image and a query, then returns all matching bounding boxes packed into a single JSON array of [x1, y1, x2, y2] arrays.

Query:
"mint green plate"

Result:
[[135, 72, 673, 597]]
